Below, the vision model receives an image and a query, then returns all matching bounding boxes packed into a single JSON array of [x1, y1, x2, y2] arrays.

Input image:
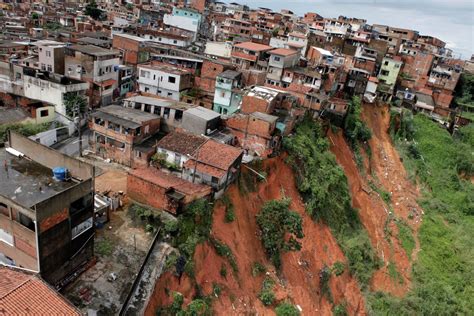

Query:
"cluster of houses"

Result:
[[0, 1, 473, 311]]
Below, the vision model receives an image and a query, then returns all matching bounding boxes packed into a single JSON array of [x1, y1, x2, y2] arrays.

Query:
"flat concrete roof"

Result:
[[91, 105, 160, 128], [185, 106, 221, 121], [0, 149, 76, 208]]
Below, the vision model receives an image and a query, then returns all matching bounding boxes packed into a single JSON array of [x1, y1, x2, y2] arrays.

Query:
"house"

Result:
[[225, 111, 280, 157], [127, 168, 212, 214], [163, 7, 202, 39], [0, 132, 95, 288], [364, 77, 379, 103], [287, 32, 308, 56], [182, 139, 243, 195], [112, 33, 150, 65], [65, 45, 121, 107], [0, 266, 81, 315], [231, 41, 273, 70], [241, 86, 283, 114], [35, 40, 66, 75], [377, 56, 403, 101], [89, 105, 161, 167], [182, 106, 221, 136], [123, 95, 194, 132], [137, 62, 193, 101], [213, 70, 242, 115], [156, 130, 207, 169], [266, 48, 299, 86]]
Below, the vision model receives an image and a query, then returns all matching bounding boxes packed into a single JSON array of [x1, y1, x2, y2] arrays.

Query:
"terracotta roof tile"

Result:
[[234, 41, 272, 51], [0, 267, 81, 315], [157, 131, 207, 156], [269, 48, 298, 56]]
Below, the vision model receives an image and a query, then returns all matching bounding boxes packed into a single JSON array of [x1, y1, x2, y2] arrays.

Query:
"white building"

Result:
[[137, 62, 193, 101]]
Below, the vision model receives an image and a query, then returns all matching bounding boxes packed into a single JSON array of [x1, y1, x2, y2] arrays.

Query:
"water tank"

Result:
[[53, 167, 68, 181]]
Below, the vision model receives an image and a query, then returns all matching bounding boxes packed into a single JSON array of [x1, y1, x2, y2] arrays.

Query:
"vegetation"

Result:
[[129, 203, 161, 234], [319, 265, 333, 303], [454, 73, 474, 116], [368, 114, 474, 315], [258, 277, 276, 306], [284, 118, 380, 288], [331, 261, 345, 276], [387, 261, 403, 284], [210, 237, 238, 273], [343, 96, 372, 148], [368, 180, 392, 205], [333, 302, 348, 316], [84, 0, 103, 20], [95, 238, 113, 256], [64, 93, 88, 118], [0, 122, 51, 143], [256, 199, 304, 269], [395, 219, 415, 258], [275, 302, 300, 316], [44, 22, 62, 31], [221, 195, 235, 223], [166, 199, 213, 277], [151, 152, 180, 171], [156, 291, 212, 316], [251, 261, 266, 277]]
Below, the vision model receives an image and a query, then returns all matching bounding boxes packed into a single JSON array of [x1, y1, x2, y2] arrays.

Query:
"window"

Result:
[[167, 92, 173, 97], [46, 50, 51, 57], [274, 56, 281, 62], [40, 109, 49, 117], [174, 110, 183, 121], [173, 40, 178, 44], [144, 87, 150, 92], [41, 63, 46, 70], [221, 91, 226, 97], [140, 70, 150, 78], [168, 76, 176, 83], [47, 65, 52, 72], [384, 61, 389, 66], [381, 70, 390, 76]]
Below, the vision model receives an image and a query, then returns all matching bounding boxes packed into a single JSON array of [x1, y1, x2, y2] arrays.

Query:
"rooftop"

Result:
[[91, 105, 160, 129], [218, 70, 241, 80], [69, 45, 119, 57], [185, 106, 221, 121], [251, 111, 278, 123], [139, 62, 193, 75], [0, 267, 81, 315], [157, 131, 207, 156], [0, 148, 76, 208], [269, 48, 298, 56], [124, 95, 193, 111], [77, 37, 111, 46], [130, 167, 211, 196], [233, 41, 272, 52], [246, 86, 283, 101]]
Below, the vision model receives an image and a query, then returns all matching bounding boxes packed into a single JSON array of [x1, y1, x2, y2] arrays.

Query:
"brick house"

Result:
[[225, 111, 280, 157], [182, 140, 243, 195], [112, 33, 150, 66], [231, 41, 273, 70], [127, 168, 211, 214], [89, 105, 161, 167], [156, 130, 207, 170]]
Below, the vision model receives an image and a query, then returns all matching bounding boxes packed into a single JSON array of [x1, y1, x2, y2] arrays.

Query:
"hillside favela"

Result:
[[0, 0, 473, 315]]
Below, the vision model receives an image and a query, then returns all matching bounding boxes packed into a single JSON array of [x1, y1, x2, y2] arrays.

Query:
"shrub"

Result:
[[251, 262, 266, 277], [332, 262, 345, 276], [256, 199, 304, 269], [210, 238, 238, 273], [259, 277, 276, 306], [275, 302, 300, 316], [396, 219, 415, 258]]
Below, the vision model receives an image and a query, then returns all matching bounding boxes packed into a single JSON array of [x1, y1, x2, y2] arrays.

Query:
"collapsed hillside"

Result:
[[146, 157, 366, 315], [145, 104, 473, 315]]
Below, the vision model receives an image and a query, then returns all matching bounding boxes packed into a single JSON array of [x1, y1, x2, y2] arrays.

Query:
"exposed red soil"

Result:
[[328, 104, 422, 297], [146, 157, 366, 315]]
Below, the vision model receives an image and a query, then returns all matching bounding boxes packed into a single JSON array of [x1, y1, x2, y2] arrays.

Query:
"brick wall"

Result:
[[113, 36, 139, 65], [241, 95, 271, 114], [127, 173, 172, 212], [39, 208, 68, 233]]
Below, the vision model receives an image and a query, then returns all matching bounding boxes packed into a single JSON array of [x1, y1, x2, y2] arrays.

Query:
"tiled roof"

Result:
[[0, 267, 81, 315], [234, 41, 272, 52], [183, 140, 242, 178], [269, 48, 298, 56], [157, 131, 207, 156]]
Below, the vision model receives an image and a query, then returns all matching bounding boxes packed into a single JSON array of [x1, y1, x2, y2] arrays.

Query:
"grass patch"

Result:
[[95, 238, 113, 256], [251, 262, 266, 277], [331, 261, 345, 276], [395, 219, 415, 258], [284, 118, 380, 289], [368, 114, 474, 314], [368, 180, 392, 205], [387, 261, 403, 284], [0, 122, 52, 143]]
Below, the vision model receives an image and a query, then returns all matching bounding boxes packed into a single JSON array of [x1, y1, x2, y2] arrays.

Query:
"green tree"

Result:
[[84, 0, 103, 20], [256, 199, 304, 269], [343, 96, 372, 147], [31, 12, 39, 19], [64, 93, 87, 118]]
